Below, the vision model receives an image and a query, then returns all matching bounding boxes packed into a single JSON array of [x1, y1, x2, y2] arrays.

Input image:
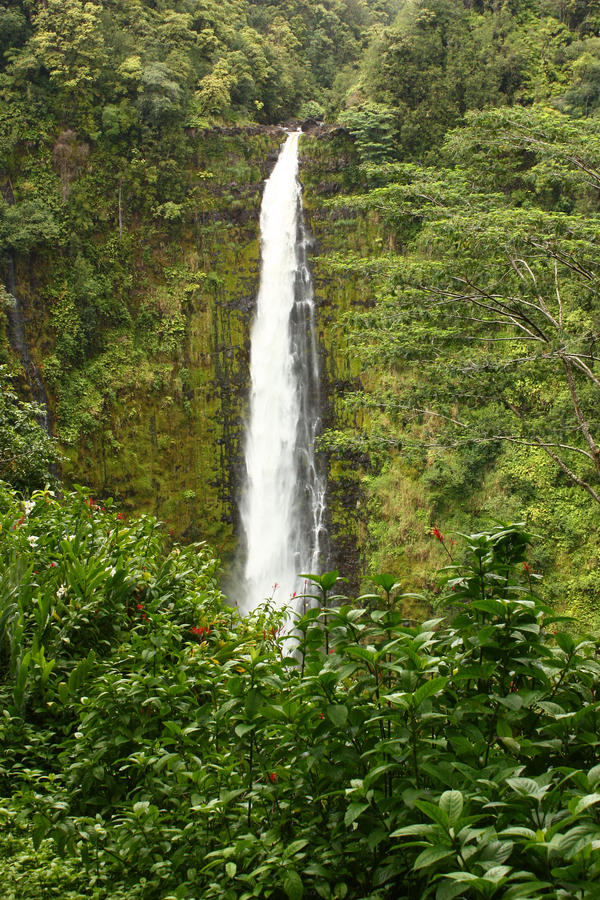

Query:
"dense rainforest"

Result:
[[1, 0, 600, 897]]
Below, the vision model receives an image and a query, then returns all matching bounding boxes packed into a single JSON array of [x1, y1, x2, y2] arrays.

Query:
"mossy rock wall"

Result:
[[300, 130, 376, 586], [2, 127, 285, 560]]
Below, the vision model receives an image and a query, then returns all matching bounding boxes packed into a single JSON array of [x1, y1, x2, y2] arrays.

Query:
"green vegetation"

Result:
[[299, 0, 600, 626], [3, 1, 600, 896], [2, 0, 600, 614], [340, 0, 600, 160], [0, 364, 59, 490], [1, 486, 599, 898]]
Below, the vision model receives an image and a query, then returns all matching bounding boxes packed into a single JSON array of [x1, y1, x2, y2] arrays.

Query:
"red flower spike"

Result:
[[50, 561, 56, 568], [430, 526, 444, 542], [190, 625, 210, 637], [268, 773, 277, 783]]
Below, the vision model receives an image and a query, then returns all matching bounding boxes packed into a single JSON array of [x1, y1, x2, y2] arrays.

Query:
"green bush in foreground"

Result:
[[0, 483, 599, 899]]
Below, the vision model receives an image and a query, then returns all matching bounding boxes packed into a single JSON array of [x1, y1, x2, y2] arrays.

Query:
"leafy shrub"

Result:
[[1, 494, 599, 899]]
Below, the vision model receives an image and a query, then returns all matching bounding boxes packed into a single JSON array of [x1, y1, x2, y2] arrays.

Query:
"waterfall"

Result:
[[240, 131, 327, 614]]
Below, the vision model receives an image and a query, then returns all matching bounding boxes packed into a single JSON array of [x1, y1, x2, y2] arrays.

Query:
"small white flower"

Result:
[[109, 566, 117, 577], [27, 535, 38, 548], [57, 584, 67, 598], [23, 500, 35, 516]]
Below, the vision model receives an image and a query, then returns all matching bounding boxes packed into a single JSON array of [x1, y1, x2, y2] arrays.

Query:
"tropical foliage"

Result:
[[1, 485, 599, 898]]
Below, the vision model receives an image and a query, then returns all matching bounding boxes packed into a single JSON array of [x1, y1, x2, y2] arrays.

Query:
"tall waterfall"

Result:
[[240, 132, 327, 614]]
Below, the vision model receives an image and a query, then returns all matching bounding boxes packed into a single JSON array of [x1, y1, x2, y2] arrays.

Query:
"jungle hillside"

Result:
[[2, 0, 600, 898]]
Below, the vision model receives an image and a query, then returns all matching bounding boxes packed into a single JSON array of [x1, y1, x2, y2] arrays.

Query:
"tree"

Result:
[[334, 106, 600, 505], [25, 0, 107, 126], [339, 102, 398, 163]]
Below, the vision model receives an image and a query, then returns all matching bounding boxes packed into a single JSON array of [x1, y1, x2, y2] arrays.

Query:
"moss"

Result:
[[7, 128, 282, 562]]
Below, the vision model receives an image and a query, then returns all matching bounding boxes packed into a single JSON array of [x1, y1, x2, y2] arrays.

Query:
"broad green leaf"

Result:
[[436, 880, 468, 900], [570, 793, 600, 816], [234, 723, 254, 738], [588, 764, 600, 788], [372, 573, 401, 593], [413, 676, 448, 707], [344, 802, 369, 826], [414, 845, 454, 871], [415, 799, 449, 829], [506, 777, 548, 800], [439, 790, 463, 825], [327, 704, 348, 727], [482, 865, 511, 883], [391, 823, 436, 838], [283, 869, 303, 900], [497, 694, 523, 711], [226, 862, 237, 879], [555, 632, 575, 654], [285, 839, 309, 857]]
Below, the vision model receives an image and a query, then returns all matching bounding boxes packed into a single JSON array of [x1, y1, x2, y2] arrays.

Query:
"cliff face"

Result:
[[300, 129, 377, 586], [2, 123, 373, 582], [2, 127, 284, 558]]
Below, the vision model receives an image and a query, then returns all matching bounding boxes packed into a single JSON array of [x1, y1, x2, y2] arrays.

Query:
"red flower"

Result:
[[523, 562, 532, 574], [137, 603, 144, 610], [190, 625, 211, 637], [116, 513, 123, 520], [50, 561, 56, 568], [268, 773, 277, 783], [430, 526, 443, 542], [319, 712, 324, 720]]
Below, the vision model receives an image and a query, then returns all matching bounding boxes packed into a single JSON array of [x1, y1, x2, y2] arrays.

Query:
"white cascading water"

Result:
[[240, 131, 327, 614]]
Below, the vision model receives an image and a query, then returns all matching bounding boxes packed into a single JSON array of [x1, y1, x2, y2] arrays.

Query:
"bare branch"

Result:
[[554, 260, 563, 329], [561, 357, 600, 474], [535, 439, 600, 505]]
